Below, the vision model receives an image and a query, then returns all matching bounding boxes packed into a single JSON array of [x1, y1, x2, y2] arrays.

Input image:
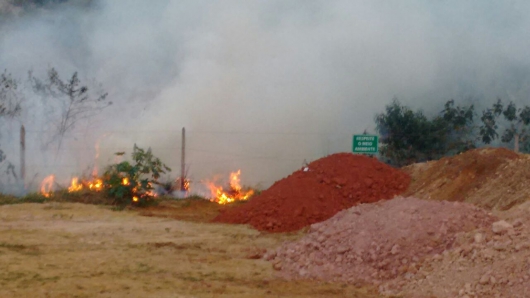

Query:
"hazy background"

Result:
[[1, 0, 530, 194]]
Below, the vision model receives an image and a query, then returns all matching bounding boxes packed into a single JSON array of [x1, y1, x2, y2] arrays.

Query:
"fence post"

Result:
[[20, 125, 25, 183], [180, 127, 186, 190]]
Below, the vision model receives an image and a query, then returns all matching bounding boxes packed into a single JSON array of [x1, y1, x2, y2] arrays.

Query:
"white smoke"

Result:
[[1, 0, 530, 193]]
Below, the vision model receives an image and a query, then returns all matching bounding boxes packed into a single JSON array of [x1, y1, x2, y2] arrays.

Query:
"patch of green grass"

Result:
[[0, 242, 40, 255], [156, 195, 176, 201], [43, 203, 72, 210], [0, 188, 160, 209], [186, 194, 208, 201], [28, 273, 60, 283], [157, 194, 209, 202], [0, 190, 112, 206], [51, 213, 74, 220], [0, 193, 47, 205], [0, 242, 28, 251], [48, 189, 114, 205], [111, 205, 126, 211], [175, 274, 202, 282], [136, 262, 153, 273], [0, 271, 27, 282]]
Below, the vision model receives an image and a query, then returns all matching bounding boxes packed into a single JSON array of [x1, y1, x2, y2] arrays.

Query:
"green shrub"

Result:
[[103, 144, 171, 208]]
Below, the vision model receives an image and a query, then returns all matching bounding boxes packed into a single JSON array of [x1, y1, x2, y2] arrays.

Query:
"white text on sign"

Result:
[[355, 147, 376, 152], [355, 136, 376, 141], [357, 142, 374, 146]]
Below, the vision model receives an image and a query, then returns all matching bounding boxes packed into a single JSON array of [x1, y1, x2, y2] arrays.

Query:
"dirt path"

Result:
[[0, 202, 380, 298]]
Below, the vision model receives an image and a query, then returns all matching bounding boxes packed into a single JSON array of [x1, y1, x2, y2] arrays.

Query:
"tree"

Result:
[[0, 71, 23, 160], [375, 99, 438, 166], [479, 99, 503, 144], [441, 99, 476, 152], [0, 70, 22, 119], [375, 99, 475, 166], [30, 68, 111, 151], [479, 98, 530, 153]]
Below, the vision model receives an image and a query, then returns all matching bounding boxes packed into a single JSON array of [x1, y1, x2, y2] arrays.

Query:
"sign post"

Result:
[[352, 135, 378, 154]]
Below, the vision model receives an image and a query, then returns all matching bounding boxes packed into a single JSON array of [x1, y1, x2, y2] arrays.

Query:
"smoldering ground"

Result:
[[1, 0, 530, 194]]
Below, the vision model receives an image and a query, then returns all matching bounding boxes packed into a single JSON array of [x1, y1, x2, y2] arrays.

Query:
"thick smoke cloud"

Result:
[[1, 0, 529, 193]]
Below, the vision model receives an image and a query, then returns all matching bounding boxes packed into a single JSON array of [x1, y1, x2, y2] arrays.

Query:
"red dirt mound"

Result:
[[213, 153, 410, 233]]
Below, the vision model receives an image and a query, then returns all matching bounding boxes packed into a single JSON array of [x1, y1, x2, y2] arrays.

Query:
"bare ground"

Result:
[[403, 148, 528, 210], [0, 201, 381, 298]]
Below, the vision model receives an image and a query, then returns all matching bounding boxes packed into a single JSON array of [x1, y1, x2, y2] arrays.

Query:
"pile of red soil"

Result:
[[212, 153, 410, 233]]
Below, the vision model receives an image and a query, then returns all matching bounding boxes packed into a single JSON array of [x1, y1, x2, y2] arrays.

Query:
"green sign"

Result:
[[353, 135, 378, 154]]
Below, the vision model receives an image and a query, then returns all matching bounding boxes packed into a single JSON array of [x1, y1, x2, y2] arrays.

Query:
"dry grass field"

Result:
[[0, 200, 381, 298]]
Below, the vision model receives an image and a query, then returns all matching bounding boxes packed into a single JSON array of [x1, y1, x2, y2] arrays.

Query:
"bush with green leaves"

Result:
[[103, 144, 171, 207]]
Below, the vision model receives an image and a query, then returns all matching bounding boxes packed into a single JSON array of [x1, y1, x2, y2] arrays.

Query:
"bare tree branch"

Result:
[[29, 67, 111, 153]]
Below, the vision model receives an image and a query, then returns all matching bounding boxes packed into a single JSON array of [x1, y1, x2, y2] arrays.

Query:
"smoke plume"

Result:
[[1, 0, 530, 193]]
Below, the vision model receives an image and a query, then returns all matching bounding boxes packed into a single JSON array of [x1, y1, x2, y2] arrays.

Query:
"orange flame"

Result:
[[92, 133, 111, 177], [132, 196, 139, 202], [40, 175, 55, 197], [89, 179, 103, 191], [68, 177, 83, 192], [146, 182, 158, 197], [207, 170, 254, 205], [67, 177, 103, 192], [122, 177, 129, 185], [229, 170, 243, 192], [176, 177, 191, 191]]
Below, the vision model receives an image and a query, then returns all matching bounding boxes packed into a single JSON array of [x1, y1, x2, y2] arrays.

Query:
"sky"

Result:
[[1, 0, 530, 194]]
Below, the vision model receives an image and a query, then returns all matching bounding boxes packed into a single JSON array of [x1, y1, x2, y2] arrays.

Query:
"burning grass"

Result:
[[34, 175, 155, 208], [1, 187, 139, 208], [13, 159, 257, 212], [206, 170, 256, 205], [34, 144, 173, 208], [33, 145, 256, 208]]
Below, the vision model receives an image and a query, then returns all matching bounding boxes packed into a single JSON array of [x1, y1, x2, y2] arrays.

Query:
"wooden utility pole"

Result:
[[180, 127, 186, 190], [20, 125, 25, 182]]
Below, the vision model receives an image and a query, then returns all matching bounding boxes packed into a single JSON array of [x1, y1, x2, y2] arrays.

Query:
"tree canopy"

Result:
[[375, 99, 475, 166], [480, 98, 530, 153], [375, 97, 530, 166]]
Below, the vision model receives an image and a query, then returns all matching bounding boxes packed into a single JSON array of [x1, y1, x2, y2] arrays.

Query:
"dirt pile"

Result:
[[264, 197, 496, 288], [404, 148, 522, 209], [464, 154, 530, 210], [213, 153, 410, 233], [382, 201, 530, 298]]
